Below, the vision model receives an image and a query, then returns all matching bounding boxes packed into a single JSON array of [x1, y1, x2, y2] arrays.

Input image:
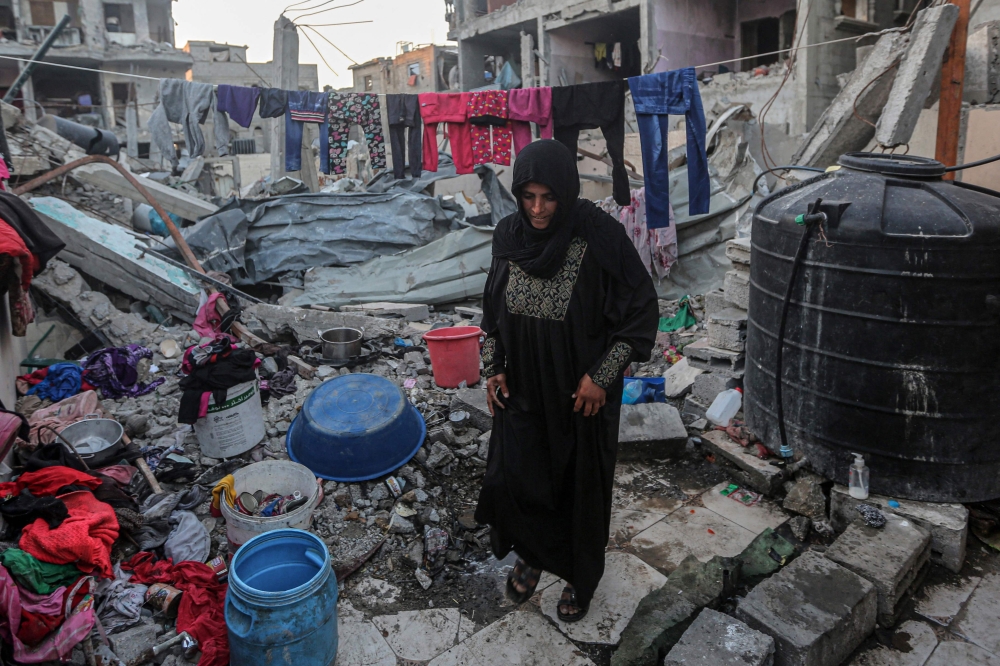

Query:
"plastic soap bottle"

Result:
[[622, 379, 643, 405], [706, 388, 742, 426], [849, 452, 869, 499]]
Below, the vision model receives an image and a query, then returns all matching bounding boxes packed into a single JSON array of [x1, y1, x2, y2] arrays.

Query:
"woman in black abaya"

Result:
[[474, 140, 659, 621]]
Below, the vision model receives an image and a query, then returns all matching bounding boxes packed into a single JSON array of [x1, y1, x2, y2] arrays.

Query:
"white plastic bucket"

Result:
[[221, 460, 321, 552], [194, 380, 265, 458]]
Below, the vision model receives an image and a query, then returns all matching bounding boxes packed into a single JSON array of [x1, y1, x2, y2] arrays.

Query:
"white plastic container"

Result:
[[849, 452, 870, 499], [221, 459, 321, 552], [706, 387, 743, 426], [193, 379, 265, 458]]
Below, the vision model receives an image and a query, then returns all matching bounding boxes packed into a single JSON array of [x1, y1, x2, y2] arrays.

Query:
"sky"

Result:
[[173, 0, 453, 90]]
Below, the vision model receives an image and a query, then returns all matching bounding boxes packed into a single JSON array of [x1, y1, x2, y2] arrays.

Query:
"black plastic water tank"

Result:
[[745, 153, 1000, 502]]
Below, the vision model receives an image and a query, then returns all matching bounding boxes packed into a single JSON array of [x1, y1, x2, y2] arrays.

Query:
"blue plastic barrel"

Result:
[[226, 529, 338, 665]]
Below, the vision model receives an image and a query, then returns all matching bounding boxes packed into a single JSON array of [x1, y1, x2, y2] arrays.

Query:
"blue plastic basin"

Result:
[[286, 373, 426, 482]]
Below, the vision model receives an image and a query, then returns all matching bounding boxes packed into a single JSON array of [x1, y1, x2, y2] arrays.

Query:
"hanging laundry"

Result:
[[612, 43, 622, 69], [0, 568, 94, 664], [628, 67, 710, 228], [26, 364, 83, 403], [82, 344, 164, 400], [468, 90, 513, 167], [552, 80, 631, 205], [148, 79, 215, 167], [19, 490, 118, 579], [216, 84, 261, 129], [419, 92, 473, 174], [212, 94, 231, 158], [599, 188, 678, 280], [257, 88, 288, 119], [122, 552, 229, 666], [594, 42, 607, 68], [0, 548, 81, 595], [508, 87, 553, 155], [386, 93, 423, 180], [0, 221, 35, 336], [327, 92, 386, 174], [286, 90, 331, 174], [496, 61, 521, 90]]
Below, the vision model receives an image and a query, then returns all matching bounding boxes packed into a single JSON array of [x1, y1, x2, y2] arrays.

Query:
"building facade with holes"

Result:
[[348, 44, 459, 95]]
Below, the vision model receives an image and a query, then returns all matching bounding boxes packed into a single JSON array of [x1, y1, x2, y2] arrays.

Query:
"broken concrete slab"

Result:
[[336, 613, 397, 666], [242, 302, 405, 344], [540, 551, 667, 645], [793, 31, 910, 167], [825, 515, 932, 627], [450, 388, 492, 432], [846, 619, 939, 666], [708, 308, 748, 352], [738, 528, 799, 581], [965, 21, 1000, 105], [876, 4, 960, 147], [428, 611, 595, 665], [631, 506, 756, 575], [29, 197, 201, 317], [340, 302, 431, 322], [612, 555, 739, 666], [736, 551, 877, 666], [725, 237, 752, 267], [830, 485, 968, 573], [783, 474, 829, 522], [915, 576, 982, 627], [724, 268, 750, 310], [371, 608, 474, 662], [924, 641, 1000, 666], [706, 289, 729, 317], [618, 403, 688, 461], [684, 394, 710, 420], [701, 431, 785, 496], [107, 623, 162, 664], [950, 572, 1000, 656], [685, 338, 745, 378], [662, 358, 703, 399], [664, 608, 775, 666], [700, 481, 789, 535], [73, 161, 219, 222], [693, 372, 730, 405]]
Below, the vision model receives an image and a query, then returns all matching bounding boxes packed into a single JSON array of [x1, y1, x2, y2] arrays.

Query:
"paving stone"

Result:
[[665, 608, 775, 666], [724, 268, 750, 310], [108, 623, 161, 665], [708, 308, 748, 352], [783, 474, 829, 521], [371, 608, 474, 661], [609, 510, 664, 542], [736, 551, 877, 666], [701, 430, 785, 496], [613, 555, 739, 666], [449, 388, 492, 432], [335, 615, 396, 666], [924, 641, 1000, 666], [700, 481, 789, 535], [662, 358, 703, 399], [618, 403, 688, 461], [951, 572, 1000, 656], [539, 551, 667, 645], [847, 620, 939, 666], [631, 506, 756, 575], [693, 372, 730, 405], [830, 485, 968, 573], [684, 338, 746, 378], [914, 576, 982, 626], [825, 515, 931, 627], [428, 611, 595, 665]]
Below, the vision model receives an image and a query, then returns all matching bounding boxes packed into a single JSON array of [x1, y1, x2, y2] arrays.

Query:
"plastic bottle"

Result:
[[849, 452, 870, 499], [706, 388, 742, 426], [622, 379, 643, 405]]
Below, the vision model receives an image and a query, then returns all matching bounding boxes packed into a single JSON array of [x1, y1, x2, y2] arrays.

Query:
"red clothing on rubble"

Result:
[[123, 552, 229, 666], [0, 467, 101, 500], [19, 491, 118, 579]]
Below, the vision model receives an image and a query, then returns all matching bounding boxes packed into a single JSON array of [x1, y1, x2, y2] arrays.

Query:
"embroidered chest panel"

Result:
[[505, 237, 587, 321]]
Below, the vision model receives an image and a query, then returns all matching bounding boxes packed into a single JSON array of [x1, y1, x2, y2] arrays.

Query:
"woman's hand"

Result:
[[486, 373, 509, 416], [573, 374, 607, 417]]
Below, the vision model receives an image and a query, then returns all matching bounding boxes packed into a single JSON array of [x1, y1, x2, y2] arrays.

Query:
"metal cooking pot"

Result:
[[59, 417, 125, 468], [320, 327, 364, 360]]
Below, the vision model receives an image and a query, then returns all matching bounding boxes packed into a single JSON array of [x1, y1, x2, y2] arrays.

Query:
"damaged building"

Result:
[[349, 42, 459, 94]]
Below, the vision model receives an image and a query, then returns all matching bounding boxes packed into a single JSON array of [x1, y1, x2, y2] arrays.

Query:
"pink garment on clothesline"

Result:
[[508, 87, 553, 154], [0, 568, 95, 664]]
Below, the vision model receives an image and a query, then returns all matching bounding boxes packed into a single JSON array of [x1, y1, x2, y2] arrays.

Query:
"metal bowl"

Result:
[[59, 418, 125, 468]]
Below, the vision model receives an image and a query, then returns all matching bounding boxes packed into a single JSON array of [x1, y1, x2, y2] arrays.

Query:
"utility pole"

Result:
[[935, 0, 971, 178], [270, 15, 299, 182]]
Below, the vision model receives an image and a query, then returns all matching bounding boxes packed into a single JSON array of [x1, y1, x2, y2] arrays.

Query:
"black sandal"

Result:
[[505, 559, 541, 604], [557, 586, 589, 623]]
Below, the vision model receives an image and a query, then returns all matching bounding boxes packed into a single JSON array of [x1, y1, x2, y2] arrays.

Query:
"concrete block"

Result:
[[782, 474, 828, 521], [825, 515, 932, 627], [108, 623, 162, 664], [726, 237, 752, 267], [736, 551, 877, 666], [618, 403, 688, 461], [665, 608, 775, 666], [965, 21, 1000, 105], [702, 431, 786, 496], [340, 302, 431, 322], [685, 338, 745, 378], [449, 388, 492, 432], [793, 32, 910, 167], [708, 308, 748, 352], [693, 372, 730, 405], [663, 358, 703, 399], [724, 269, 751, 310], [683, 394, 709, 420], [829, 485, 968, 573], [876, 4, 959, 146], [706, 289, 729, 317]]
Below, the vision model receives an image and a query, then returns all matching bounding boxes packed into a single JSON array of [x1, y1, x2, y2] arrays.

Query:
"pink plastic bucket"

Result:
[[422, 326, 484, 388]]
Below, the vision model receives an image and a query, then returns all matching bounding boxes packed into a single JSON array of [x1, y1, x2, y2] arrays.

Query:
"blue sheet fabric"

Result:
[[27, 363, 82, 402], [285, 91, 331, 174], [628, 68, 710, 229]]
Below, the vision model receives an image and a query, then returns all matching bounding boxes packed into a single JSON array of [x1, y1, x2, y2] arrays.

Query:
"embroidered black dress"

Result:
[[474, 140, 659, 607]]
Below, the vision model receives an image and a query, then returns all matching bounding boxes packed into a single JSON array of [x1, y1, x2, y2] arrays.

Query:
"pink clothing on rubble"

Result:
[[0, 568, 95, 664]]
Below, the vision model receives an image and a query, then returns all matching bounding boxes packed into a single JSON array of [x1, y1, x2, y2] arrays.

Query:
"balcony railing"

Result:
[[23, 25, 83, 47]]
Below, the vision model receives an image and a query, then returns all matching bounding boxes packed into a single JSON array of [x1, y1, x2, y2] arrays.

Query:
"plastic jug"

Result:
[[623, 380, 643, 405], [706, 388, 742, 426]]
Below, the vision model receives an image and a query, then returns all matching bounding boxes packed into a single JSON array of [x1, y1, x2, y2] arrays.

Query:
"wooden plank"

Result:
[[936, 0, 972, 178]]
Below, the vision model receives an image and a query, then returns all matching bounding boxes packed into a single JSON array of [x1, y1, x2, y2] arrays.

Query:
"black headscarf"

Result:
[[492, 140, 582, 279]]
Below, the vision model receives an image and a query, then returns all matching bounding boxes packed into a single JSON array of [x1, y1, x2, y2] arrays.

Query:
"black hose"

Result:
[[753, 166, 826, 194], [944, 152, 1000, 172], [774, 202, 826, 458]]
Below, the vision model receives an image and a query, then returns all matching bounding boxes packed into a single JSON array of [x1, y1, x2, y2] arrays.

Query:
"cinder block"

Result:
[[706, 289, 728, 317], [618, 403, 688, 461], [724, 268, 750, 310], [708, 308, 748, 352], [665, 609, 774, 666], [726, 237, 752, 267], [685, 338, 745, 379]]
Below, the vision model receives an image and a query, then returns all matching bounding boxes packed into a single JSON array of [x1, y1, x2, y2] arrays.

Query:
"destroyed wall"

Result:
[[650, 0, 736, 73]]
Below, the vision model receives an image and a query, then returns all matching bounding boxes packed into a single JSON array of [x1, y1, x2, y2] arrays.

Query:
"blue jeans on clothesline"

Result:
[[628, 67, 710, 229], [286, 91, 330, 174]]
